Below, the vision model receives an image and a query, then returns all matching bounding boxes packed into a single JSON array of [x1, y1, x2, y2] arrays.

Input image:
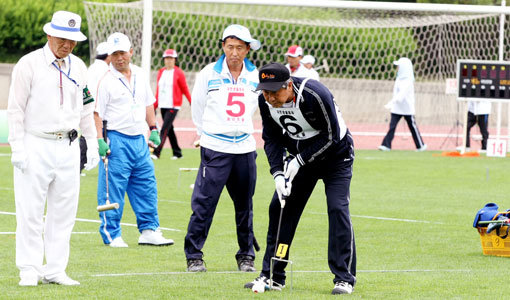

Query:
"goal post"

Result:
[[84, 0, 510, 150]]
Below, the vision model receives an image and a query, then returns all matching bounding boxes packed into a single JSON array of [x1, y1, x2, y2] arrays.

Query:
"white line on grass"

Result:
[[0, 231, 97, 235], [74, 218, 181, 232], [91, 269, 470, 277], [0, 211, 181, 232], [158, 199, 188, 204], [308, 211, 443, 224]]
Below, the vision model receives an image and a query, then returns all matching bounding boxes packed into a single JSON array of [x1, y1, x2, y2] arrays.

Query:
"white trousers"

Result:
[[14, 133, 80, 280]]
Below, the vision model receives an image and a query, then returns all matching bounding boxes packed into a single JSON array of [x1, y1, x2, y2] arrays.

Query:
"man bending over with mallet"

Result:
[[244, 63, 357, 295]]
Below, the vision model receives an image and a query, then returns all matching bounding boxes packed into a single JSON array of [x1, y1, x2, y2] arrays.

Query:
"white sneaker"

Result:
[[478, 149, 487, 154], [42, 274, 80, 286], [416, 144, 427, 152], [378, 145, 390, 151], [109, 236, 128, 248], [332, 281, 353, 295], [138, 229, 174, 246], [19, 273, 41, 286], [150, 154, 159, 160]]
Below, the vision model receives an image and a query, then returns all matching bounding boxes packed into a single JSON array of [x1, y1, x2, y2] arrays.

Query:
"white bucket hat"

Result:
[[43, 11, 86, 42], [107, 32, 132, 55], [222, 24, 261, 51]]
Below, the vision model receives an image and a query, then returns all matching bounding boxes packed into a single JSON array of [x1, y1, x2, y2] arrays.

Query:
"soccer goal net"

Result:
[[84, 0, 510, 149]]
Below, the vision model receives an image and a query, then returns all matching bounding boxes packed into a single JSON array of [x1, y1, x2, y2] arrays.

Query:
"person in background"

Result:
[[284, 45, 316, 80], [7, 10, 99, 286], [94, 32, 174, 248], [80, 42, 110, 175], [379, 57, 427, 152], [151, 48, 192, 160], [465, 100, 491, 153], [87, 42, 111, 99], [184, 24, 260, 273], [301, 54, 320, 81]]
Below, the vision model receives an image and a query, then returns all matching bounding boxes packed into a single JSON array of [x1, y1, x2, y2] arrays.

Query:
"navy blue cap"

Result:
[[256, 63, 290, 92]]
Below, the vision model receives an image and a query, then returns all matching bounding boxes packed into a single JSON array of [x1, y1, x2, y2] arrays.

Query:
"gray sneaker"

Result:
[[332, 281, 353, 295], [236, 255, 256, 272], [187, 259, 206, 272]]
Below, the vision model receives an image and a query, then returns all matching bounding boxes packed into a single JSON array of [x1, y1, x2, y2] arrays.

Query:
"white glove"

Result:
[[284, 158, 301, 185], [84, 148, 100, 171], [384, 100, 394, 110], [11, 151, 28, 173], [274, 175, 289, 207]]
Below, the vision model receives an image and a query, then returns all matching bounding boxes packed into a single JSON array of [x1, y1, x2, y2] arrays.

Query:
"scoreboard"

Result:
[[457, 60, 510, 101]]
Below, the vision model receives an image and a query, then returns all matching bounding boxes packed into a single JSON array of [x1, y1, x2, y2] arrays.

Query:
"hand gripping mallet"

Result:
[[97, 120, 119, 212], [269, 195, 293, 291]]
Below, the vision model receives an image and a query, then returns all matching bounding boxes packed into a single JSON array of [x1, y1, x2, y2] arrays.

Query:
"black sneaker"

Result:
[[332, 281, 353, 295], [186, 259, 206, 272], [237, 255, 256, 272], [244, 276, 284, 291]]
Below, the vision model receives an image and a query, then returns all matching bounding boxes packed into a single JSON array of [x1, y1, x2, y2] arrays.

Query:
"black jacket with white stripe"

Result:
[[259, 77, 353, 179]]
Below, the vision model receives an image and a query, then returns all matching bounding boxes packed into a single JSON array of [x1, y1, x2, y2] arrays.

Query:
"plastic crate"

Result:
[[477, 226, 510, 257]]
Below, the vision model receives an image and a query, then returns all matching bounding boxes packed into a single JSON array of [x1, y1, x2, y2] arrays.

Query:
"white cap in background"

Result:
[[301, 55, 316, 65], [107, 32, 131, 55], [96, 42, 108, 55]]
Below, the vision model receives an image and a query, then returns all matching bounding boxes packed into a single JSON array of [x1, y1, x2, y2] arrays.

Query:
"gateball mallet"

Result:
[[97, 120, 119, 212], [269, 194, 293, 291], [96, 156, 119, 212]]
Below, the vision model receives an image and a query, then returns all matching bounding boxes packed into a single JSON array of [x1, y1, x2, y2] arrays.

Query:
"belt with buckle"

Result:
[[28, 129, 80, 142]]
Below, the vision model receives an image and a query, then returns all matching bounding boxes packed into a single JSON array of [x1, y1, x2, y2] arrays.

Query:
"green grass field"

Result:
[[1, 145, 509, 299]]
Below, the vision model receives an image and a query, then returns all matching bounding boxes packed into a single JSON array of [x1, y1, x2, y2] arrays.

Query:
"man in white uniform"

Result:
[[284, 45, 317, 80], [94, 32, 174, 248], [185, 24, 261, 272], [7, 10, 99, 286]]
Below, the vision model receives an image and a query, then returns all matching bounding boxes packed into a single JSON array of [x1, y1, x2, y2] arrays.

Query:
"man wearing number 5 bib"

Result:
[[185, 24, 260, 273], [245, 63, 356, 295]]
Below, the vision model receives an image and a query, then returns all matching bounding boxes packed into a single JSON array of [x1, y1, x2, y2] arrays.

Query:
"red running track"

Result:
[[167, 119, 503, 152]]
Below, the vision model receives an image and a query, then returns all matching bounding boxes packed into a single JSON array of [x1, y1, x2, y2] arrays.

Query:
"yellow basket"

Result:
[[478, 225, 510, 257]]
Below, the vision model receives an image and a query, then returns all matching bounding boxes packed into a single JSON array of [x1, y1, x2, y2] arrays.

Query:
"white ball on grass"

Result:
[[251, 281, 265, 293]]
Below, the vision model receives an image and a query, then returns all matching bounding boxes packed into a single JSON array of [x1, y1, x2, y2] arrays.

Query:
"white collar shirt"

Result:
[[87, 59, 109, 100], [95, 63, 155, 136], [7, 43, 96, 153]]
